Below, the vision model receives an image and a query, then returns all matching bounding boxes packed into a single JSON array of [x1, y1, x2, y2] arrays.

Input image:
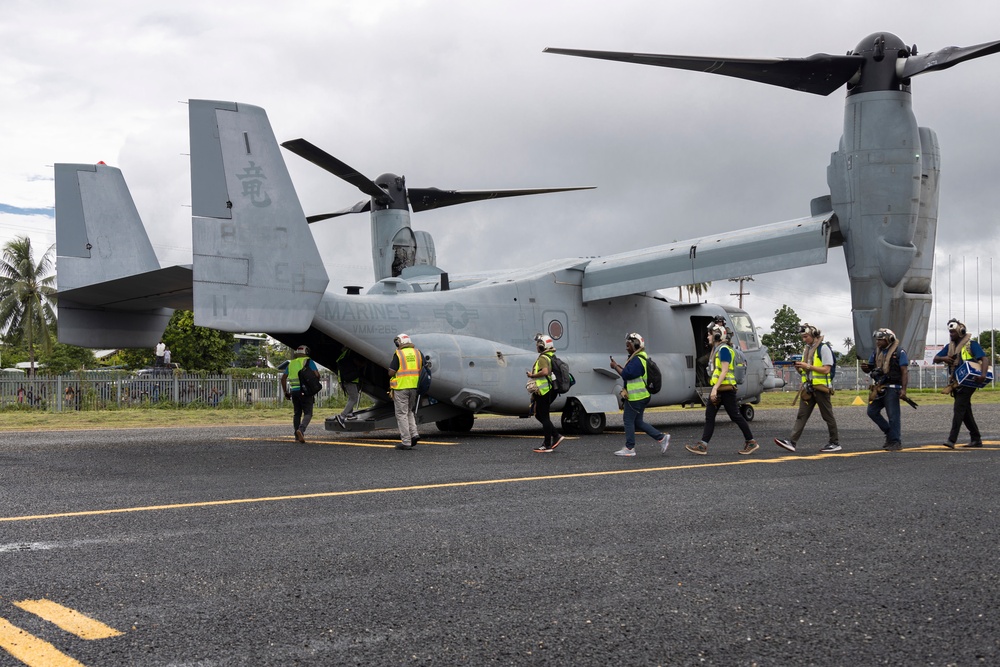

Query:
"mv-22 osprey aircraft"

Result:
[[54, 32, 999, 435]]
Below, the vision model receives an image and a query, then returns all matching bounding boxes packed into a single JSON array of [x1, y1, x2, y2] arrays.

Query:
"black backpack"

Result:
[[298, 362, 322, 397], [417, 355, 432, 396], [549, 354, 575, 394], [645, 356, 663, 394]]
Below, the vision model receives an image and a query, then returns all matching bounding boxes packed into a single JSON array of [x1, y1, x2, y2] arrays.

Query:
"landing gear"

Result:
[[560, 399, 607, 435], [740, 403, 755, 422], [436, 412, 475, 433]]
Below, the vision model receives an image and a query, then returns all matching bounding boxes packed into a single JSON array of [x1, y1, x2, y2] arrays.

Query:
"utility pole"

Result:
[[729, 276, 754, 309]]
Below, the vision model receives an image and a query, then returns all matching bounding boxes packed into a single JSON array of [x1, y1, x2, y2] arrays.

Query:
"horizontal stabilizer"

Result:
[[190, 100, 329, 332], [57, 265, 193, 310], [582, 211, 833, 301]]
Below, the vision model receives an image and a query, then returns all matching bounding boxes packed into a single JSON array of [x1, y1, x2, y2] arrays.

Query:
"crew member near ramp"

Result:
[[526, 333, 565, 453], [333, 347, 364, 428], [935, 318, 990, 449], [861, 328, 909, 451], [686, 323, 758, 456], [281, 345, 320, 443], [774, 323, 841, 454], [610, 332, 670, 457], [389, 333, 423, 450]]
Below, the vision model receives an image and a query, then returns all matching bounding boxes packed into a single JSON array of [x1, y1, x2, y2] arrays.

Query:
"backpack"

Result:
[[644, 356, 663, 394], [298, 362, 322, 397], [732, 346, 747, 385], [824, 342, 838, 381], [549, 354, 575, 394], [417, 356, 432, 396]]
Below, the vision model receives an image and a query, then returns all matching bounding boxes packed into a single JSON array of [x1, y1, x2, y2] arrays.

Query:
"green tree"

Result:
[[0, 236, 56, 374], [235, 343, 263, 368], [162, 310, 235, 372], [761, 305, 802, 361], [976, 329, 1000, 362], [38, 339, 97, 374], [678, 282, 712, 303], [839, 336, 859, 366]]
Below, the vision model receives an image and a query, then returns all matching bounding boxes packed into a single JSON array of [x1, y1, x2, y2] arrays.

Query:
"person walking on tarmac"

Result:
[[526, 333, 565, 453], [389, 333, 424, 450], [774, 323, 842, 453], [333, 347, 364, 427], [861, 328, 909, 451], [935, 318, 990, 449], [610, 332, 670, 457], [686, 323, 758, 456], [281, 345, 320, 443]]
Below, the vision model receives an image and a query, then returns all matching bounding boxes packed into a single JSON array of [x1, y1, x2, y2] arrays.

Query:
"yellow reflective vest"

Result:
[[711, 344, 737, 387], [533, 352, 554, 396], [625, 351, 651, 402], [390, 346, 422, 390]]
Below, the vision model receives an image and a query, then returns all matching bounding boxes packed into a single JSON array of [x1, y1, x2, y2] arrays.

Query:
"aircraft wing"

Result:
[[582, 211, 833, 301]]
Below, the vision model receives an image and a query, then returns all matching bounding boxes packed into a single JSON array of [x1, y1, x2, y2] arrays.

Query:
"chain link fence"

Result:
[[772, 362, 966, 392]]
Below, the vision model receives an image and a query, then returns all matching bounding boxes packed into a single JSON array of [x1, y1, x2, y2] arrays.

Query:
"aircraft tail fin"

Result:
[[189, 100, 329, 332], [54, 163, 176, 347]]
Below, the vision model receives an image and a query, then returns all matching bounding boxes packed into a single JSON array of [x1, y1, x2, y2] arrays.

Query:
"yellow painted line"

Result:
[[0, 617, 86, 667], [1, 444, 994, 524], [12, 600, 122, 640]]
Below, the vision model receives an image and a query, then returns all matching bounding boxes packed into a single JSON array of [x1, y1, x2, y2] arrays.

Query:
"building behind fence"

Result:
[[0, 371, 339, 412]]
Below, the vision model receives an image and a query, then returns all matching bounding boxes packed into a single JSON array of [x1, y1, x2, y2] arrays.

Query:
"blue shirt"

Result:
[[934, 341, 985, 361], [620, 355, 646, 381]]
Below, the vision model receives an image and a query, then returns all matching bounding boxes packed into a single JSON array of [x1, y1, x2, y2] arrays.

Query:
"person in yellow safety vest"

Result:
[[610, 332, 670, 457], [935, 318, 990, 449], [686, 323, 758, 456], [388, 333, 424, 450], [774, 323, 841, 454], [526, 333, 565, 453], [281, 345, 320, 443]]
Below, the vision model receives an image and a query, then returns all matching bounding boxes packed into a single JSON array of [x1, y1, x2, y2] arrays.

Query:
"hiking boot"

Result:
[[533, 445, 553, 453], [738, 440, 759, 455], [658, 434, 671, 454], [294, 429, 305, 443], [685, 442, 708, 456], [551, 435, 566, 450], [614, 447, 636, 457], [820, 442, 842, 453], [885, 441, 902, 452], [960, 441, 983, 448], [942, 441, 956, 449], [774, 438, 796, 453], [411, 436, 419, 448]]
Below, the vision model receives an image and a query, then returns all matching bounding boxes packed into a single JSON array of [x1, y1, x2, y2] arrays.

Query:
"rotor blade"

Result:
[[281, 138, 391, 203], [901, 39, 1000, 78], [408, 186, 595, 213], [306, 200, 372, 223], [544, 47, 864, 96]]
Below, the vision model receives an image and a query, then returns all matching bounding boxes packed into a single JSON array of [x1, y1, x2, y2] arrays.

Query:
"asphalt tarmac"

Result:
[[1, 402, 998, 666]]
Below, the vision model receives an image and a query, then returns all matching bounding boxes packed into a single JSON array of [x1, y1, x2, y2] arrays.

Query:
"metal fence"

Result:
[[772, 362, 965, 392], [0, 371, 338, 412]]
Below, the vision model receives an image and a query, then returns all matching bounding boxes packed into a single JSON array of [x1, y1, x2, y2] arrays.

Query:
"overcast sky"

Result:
[[3, 0, 999, 353]]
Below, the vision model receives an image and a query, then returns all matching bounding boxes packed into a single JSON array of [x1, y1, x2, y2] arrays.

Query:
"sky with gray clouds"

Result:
[[2, 0, 999, 354]]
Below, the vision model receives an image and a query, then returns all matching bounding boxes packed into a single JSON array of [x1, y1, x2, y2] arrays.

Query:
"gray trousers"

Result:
[[393, 389, 419, 446], [341, 381, 360, 417], [790, 389, 839, 444]]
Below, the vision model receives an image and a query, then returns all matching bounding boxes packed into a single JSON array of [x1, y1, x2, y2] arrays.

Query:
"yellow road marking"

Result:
[[12, 600, 122, 640], [1, 444, 995, 524], [0, 617, 86, 667]]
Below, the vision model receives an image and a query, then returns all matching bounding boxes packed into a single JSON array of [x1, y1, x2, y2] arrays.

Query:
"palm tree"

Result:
[[684, 281, 712, 303], [0, 236, 57, 374]]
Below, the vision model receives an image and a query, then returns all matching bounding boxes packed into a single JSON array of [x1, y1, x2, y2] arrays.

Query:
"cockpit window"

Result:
[[730, 314, 760, 351]]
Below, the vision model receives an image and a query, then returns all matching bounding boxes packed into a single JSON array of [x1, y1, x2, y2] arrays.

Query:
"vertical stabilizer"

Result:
[[190, 100, 329, 332], [54, 163, 173, 347]]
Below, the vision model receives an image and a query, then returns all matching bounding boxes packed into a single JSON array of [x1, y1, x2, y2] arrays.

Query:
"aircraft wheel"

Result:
[[581, 412, 606, 435], [740, 404, 755, 422], [436, 413, 475, 433]]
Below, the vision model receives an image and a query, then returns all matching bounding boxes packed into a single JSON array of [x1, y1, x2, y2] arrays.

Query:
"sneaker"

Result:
[[533, 445, 553, 453], [657, 434, 671, 454], [820, 442, 842, 453], [685, 442, 708, 456], [614, 447, 636, 457], [885, 441, 903, 452], [550, 435, 566, 450], [960, 441, 983, 448], [943, 441, 956, 449], [411, 436, 419, 448], [774, 438, 796, 453], [334, 415, 346, 428], [294, 429, 305, 443], [396, 443, 413, 450], [738, 440, 759, 455]]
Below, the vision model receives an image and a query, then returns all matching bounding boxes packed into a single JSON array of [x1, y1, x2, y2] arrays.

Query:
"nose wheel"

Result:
[[560, 399, 607, 434], [740, 403, 755, 422]]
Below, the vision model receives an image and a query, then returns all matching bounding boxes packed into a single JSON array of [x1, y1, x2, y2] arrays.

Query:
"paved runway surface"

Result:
[[2, 403, 999, 665]]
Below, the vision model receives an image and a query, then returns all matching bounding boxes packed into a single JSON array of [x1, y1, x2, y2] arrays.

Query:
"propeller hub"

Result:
[[847, 32, 912, 95], [373, 173, 408, 210]]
